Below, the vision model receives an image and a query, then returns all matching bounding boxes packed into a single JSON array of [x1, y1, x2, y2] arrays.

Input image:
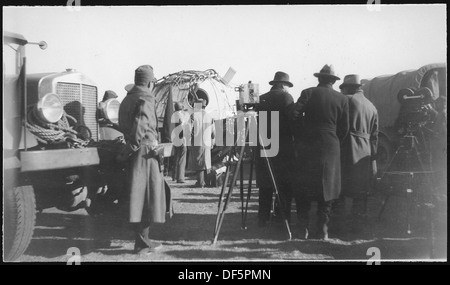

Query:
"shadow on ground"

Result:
[[20, 178, 447, 261]]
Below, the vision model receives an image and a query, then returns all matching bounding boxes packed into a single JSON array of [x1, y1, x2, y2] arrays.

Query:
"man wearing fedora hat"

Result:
[[117, 65, 172, 255], [255, 71, 296, 226], [290, 64, 349, 239], [339, 74, 378, 233]]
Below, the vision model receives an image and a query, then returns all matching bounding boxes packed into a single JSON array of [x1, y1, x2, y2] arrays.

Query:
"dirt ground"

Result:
[[17, 173, 447, 263]]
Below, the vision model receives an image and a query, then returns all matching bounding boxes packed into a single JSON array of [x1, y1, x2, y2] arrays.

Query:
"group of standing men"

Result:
[[111, 63, 378, 254], [256, 65, 379, 240]]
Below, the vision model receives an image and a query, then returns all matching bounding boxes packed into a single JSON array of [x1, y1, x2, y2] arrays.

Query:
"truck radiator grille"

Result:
[[56, 82, 98, 141]]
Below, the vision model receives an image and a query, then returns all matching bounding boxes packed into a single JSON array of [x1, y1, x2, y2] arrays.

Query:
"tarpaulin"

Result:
[[362, 63, 446, 128]]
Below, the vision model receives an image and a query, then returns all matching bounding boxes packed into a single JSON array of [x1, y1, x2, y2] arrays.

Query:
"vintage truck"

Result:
[[3, 31, 125, 261]]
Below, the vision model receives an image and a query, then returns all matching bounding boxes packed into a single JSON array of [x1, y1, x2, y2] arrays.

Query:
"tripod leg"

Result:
[[213, 147, 235, 239], [213, 165, 236, 244], [377, 192, 390, 220], [259, 135, 292, 240], [242, 147, 255, 229], [406, 184, 413, 235], [213, 143, 247, 244], [240, 149, 245, 229], [224, 144, 246, 211], [380, 145, 403, 180]]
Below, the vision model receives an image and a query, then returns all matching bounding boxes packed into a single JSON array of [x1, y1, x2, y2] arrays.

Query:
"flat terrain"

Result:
[[17, 176, 447, 263]]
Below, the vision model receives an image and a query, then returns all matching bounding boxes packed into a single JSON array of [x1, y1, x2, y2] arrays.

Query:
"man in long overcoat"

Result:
[[291, 65, 349, 239], [188, 99, 215, 187], [339, 74, 378, 231], [117, 65, 171, 254], [256, 71, 295, 226]]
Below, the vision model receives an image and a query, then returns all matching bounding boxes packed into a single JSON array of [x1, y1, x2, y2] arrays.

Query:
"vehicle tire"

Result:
[[3, 185, 36, 261], [377, 135, 394, 173]]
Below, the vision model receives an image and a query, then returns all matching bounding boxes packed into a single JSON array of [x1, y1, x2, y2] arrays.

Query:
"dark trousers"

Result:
[[173, 145, 186, 182], [258, 183, 292, 222], [335, 194, 367, 217], [351, 196, 366, 217], [294, 190, 333, 225]]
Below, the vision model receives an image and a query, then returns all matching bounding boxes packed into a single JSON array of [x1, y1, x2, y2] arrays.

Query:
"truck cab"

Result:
[[3, 31, 124, 261]]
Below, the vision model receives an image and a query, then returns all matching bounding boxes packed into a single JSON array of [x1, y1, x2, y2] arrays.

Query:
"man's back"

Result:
[[259, 87, 294, 145], [119, 86, 157, 143], [303, 86, 347, 128], [346, 91, 377, 135]]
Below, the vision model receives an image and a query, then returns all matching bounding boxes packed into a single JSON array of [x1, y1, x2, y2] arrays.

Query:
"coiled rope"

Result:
[[25, 107, 90, 148]]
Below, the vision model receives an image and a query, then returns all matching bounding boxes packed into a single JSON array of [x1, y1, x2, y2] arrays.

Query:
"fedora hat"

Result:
[[339, 74, 362, 89], [314, 64, 340, 80], [269, 71, 293, 87]]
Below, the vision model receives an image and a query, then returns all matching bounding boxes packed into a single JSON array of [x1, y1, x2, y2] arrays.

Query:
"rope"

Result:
[[25, 107, 90, 148], [160, 69, 222, 92]]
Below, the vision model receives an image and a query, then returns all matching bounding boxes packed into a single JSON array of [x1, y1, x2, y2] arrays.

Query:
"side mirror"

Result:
[[27, 41, 48, 50], [39, 41, 48, 50]]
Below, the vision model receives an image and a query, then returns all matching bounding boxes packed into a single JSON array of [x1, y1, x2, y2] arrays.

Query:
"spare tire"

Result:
[[377, 135, 394, 173], [3, 185, 36, 261]]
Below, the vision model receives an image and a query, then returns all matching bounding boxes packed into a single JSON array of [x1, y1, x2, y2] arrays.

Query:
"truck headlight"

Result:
[[35, 93, 64, 123], [101, 98, 120, 124]]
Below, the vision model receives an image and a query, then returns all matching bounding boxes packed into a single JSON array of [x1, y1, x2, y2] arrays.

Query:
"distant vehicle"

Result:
[[361, 63, 447, 171], [3, 31, 124, 261]]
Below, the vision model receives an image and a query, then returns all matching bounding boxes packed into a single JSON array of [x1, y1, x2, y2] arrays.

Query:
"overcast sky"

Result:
[[3, 5, 447, 101]]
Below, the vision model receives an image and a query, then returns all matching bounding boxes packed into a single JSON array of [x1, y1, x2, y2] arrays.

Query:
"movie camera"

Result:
[[213, 80, 292, 244], [396, 87, 436, 131], [235, 81, 260, 111]]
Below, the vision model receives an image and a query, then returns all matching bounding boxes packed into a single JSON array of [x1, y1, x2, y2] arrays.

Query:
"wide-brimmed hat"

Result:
[[339, 74, 362, 89], [314, 64, 340, 80], [269, 71, 293, 87]]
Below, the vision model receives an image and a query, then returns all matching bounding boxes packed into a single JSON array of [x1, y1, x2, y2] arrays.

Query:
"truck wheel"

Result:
[[377, 135, 394, 173], [4, 185, 36, 261]]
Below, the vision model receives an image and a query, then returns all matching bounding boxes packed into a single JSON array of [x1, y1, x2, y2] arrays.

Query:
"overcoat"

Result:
[[119, 85, 171, 224], [187, 109, 215, 171], [341, 91, 379, 197], [255, 86, 295, 188], [293, 83, 349, 201]]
